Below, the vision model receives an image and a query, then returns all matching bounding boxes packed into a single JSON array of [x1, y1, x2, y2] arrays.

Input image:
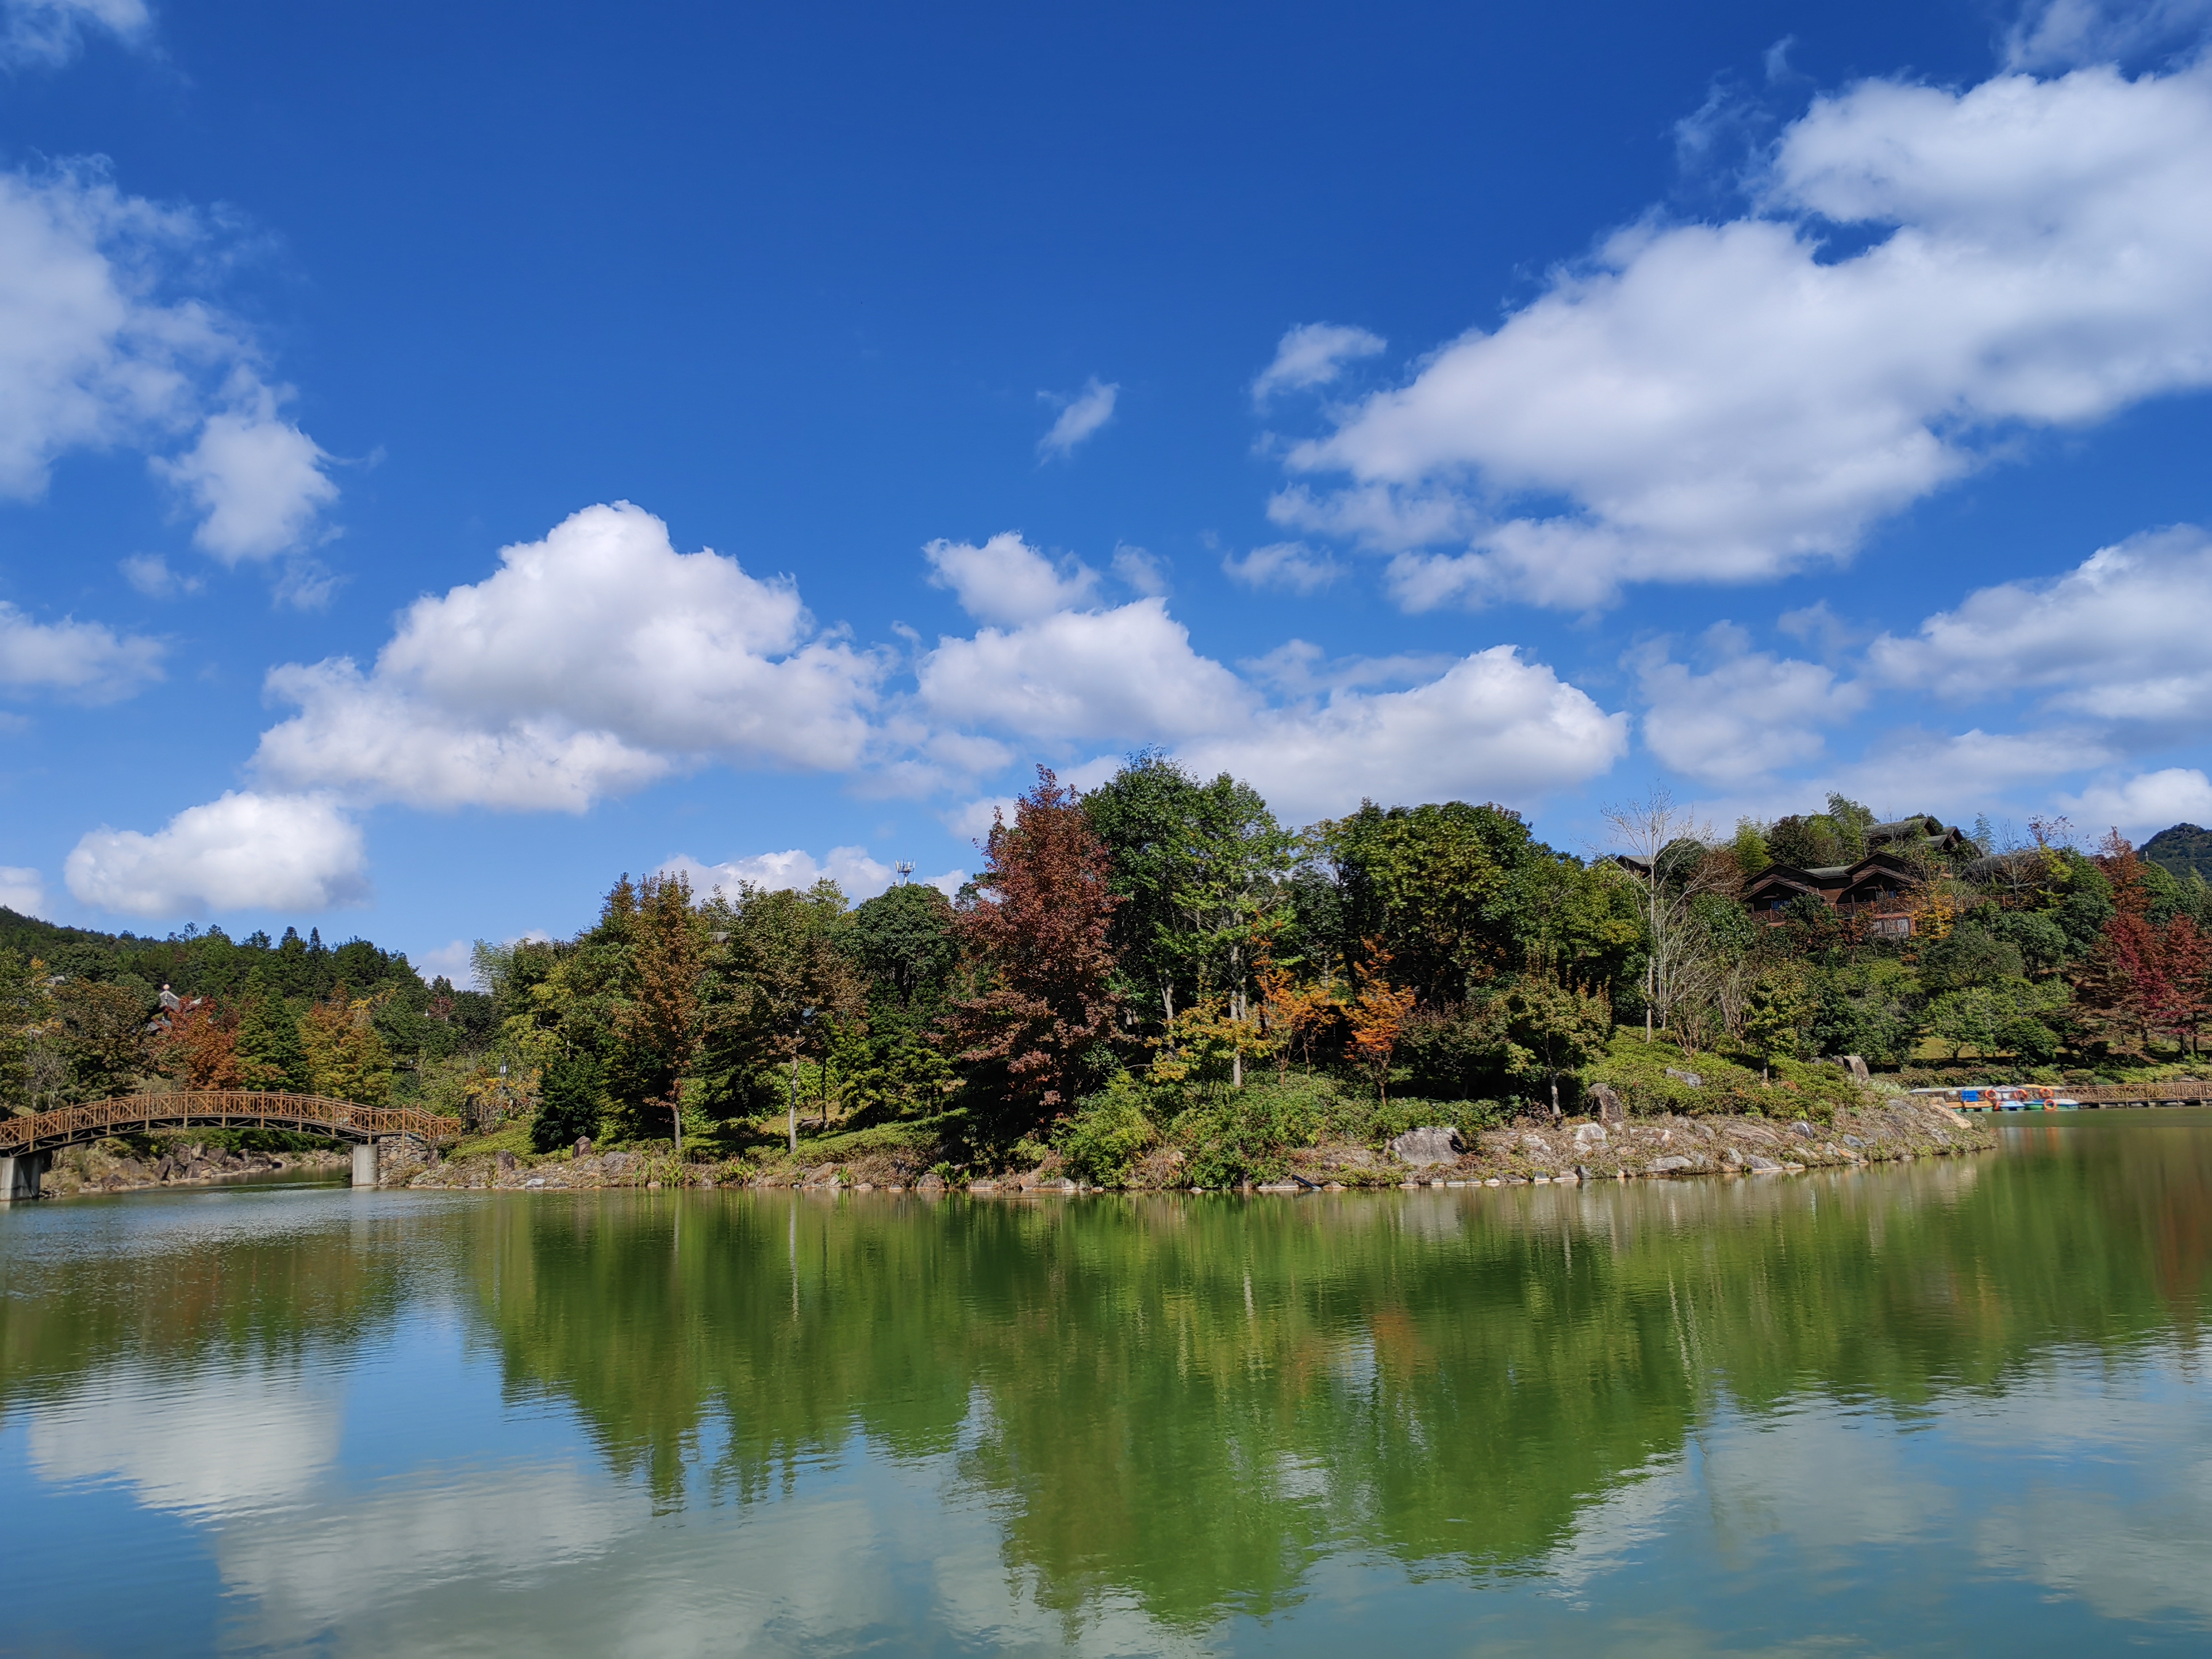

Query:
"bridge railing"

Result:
[[0, 1091, 464, 1153]]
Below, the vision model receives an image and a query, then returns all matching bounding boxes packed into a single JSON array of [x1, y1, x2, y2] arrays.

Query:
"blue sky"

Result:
[[4, 0, 2212, 974]]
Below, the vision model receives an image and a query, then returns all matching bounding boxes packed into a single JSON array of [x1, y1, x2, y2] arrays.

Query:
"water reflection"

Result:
[[0, 1122, 2209, 1650]]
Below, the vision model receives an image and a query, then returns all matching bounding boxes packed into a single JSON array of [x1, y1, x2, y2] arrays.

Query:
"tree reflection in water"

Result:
[[430, 1123, 2212, 1628]]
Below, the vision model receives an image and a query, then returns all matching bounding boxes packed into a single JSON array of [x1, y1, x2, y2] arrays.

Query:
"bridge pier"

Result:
[[1, 1150, 51, 1202], [351, 1143, 379, 1188]]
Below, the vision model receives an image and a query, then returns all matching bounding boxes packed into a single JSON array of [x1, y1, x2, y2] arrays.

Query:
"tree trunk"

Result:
[[1550, 1077, 1560, 1122], [820, 1054, 830, 1131], [787, 1055, 799, 1155], [671, 1079, 683, 1160]]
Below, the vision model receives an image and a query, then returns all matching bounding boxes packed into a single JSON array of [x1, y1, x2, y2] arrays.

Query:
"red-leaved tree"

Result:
[[2078, 830, 2212, 1056], [953, 767, 1125, 1125], [159, 996, 242, 1090]]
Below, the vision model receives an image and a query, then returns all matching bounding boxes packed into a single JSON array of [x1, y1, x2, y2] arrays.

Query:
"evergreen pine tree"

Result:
[[235, 965, 312, 1091]]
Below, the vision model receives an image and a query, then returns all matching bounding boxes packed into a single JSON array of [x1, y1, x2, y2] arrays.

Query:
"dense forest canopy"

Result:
[[9, 764, 2212, 1170]]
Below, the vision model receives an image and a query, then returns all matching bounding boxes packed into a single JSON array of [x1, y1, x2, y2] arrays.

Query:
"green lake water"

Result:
[[4, 1114, 2212, 1654]]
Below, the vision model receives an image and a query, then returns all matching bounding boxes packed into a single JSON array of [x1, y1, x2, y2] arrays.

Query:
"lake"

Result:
[[3, 1114, 2210, 1654]]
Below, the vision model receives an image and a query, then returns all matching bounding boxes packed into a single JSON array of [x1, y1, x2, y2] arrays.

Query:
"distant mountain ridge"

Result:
[[2143, 824, 2212, 883]]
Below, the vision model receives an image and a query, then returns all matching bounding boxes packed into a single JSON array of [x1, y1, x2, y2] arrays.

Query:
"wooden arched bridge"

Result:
[[1, 1091, 463, 1201]]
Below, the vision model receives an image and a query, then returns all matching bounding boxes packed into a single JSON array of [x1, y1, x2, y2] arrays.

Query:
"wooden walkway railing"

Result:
[[0, 1091, 463, 1153], [2069, 1080, 2212, 1106]]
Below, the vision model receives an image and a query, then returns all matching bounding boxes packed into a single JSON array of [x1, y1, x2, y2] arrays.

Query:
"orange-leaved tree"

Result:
[[612, 871, 706, 1155], [953, 767, 1125, 1129], [159, 997, 242, 1090], [1345, 942, 1417, 1102], [1255, 951, 1341, 1078]]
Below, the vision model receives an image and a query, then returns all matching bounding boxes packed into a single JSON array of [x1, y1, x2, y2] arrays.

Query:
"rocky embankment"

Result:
[[400, 1100, 1985, 1196], [39, 1139, 349, 1197], [1285, 1097, 1989, 1190]]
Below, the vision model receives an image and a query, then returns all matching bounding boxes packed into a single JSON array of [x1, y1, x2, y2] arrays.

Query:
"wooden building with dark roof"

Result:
[[1743, 851, 1921, 937]]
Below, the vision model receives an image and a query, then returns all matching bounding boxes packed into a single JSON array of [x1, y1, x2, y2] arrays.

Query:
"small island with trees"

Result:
[[13, 754, 2209, 1197]]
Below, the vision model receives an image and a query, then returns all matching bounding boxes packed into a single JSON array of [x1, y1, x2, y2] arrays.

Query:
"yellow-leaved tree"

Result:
[[298, 985, 395, 1105]]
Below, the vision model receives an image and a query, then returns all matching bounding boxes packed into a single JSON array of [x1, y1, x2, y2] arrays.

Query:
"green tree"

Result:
[[1483, 969, 1612, 1119], [235, 966, 313, 1092], [1743, 969, 1810, 1070], [50, 979, 153, 1099], [1084, 754, 1296, 1046], [1318, 800, 1527, 1005], [848, 881, 960, 1019], [533, 1051, 606, 1153], [703, 878, 867, 1153], [0, 948, 47, 1110]]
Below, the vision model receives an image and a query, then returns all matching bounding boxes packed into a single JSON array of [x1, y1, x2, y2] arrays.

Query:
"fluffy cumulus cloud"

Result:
[[253, 503, 881, 811], [1177, 648, 1628, 823], [1869, 526, 2212, 726], [908, 529, 1624, 815], [1251, 322, 1386, 406], [924, 531, 1100, 625], [65, 791, 369, 917], [0, 599, 162, 702], [2060, 768, 2212, 835], [1636, 624, 1869, 786], [0, 164, 339, 563], [918, 598, 1256, 743], [0, 0, 149, 67], [1276, 58, 2212, 608], [0, 864, 46, 916], [661, 848, 963, 901], [1036, 376, 1117, 460], [150, 380, 340, 563]]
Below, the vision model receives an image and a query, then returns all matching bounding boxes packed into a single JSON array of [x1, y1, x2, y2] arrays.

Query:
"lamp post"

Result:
[[787, 1006, 814, 1156]]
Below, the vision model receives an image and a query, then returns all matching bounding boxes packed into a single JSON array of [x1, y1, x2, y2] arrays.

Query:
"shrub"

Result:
[[1170, 1082, 1320, 1187], [1053, 1072, 1159, 1186]]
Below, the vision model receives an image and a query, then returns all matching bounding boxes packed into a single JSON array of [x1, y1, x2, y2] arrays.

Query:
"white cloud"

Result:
[[254, 502, 880, 811], [923, 531, 1098, 625], [662, 847, 963, 902], [1222, 539, 1341, 595], [150, 379, 339, 563], [1829, 725, 2114, 812], [1636, 624, 1869, 786], [1178, 648, 1629, 823], [1110, 543, 1166, 595], [0, 864, 46, 916], [1251, 322, 1387, 406], [120, 551, 199, 597], [1240, 639, 1454, 697], [1036, 376, 1117, 460], [413, 939, 472, 984], [1278, 59, 2212, 608], [0, 599, 162, 702], [2058, 767, 2212, 835], [911, 560, 1623, 815], [918, 598, 1256, 743], [1, 0, 149, 66], [0, 163, 339, 561], [1869, 526, 2212, 724], [2003, 0, 2212, 71], [64, 790, 369, 916], [29, 1358, 339, 1520], [942, 795, 1017, 841]]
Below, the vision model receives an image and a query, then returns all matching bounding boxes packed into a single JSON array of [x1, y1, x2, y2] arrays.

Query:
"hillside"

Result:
[[2143, 824, 2212, 884], [0, 907, 431, 1003]]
